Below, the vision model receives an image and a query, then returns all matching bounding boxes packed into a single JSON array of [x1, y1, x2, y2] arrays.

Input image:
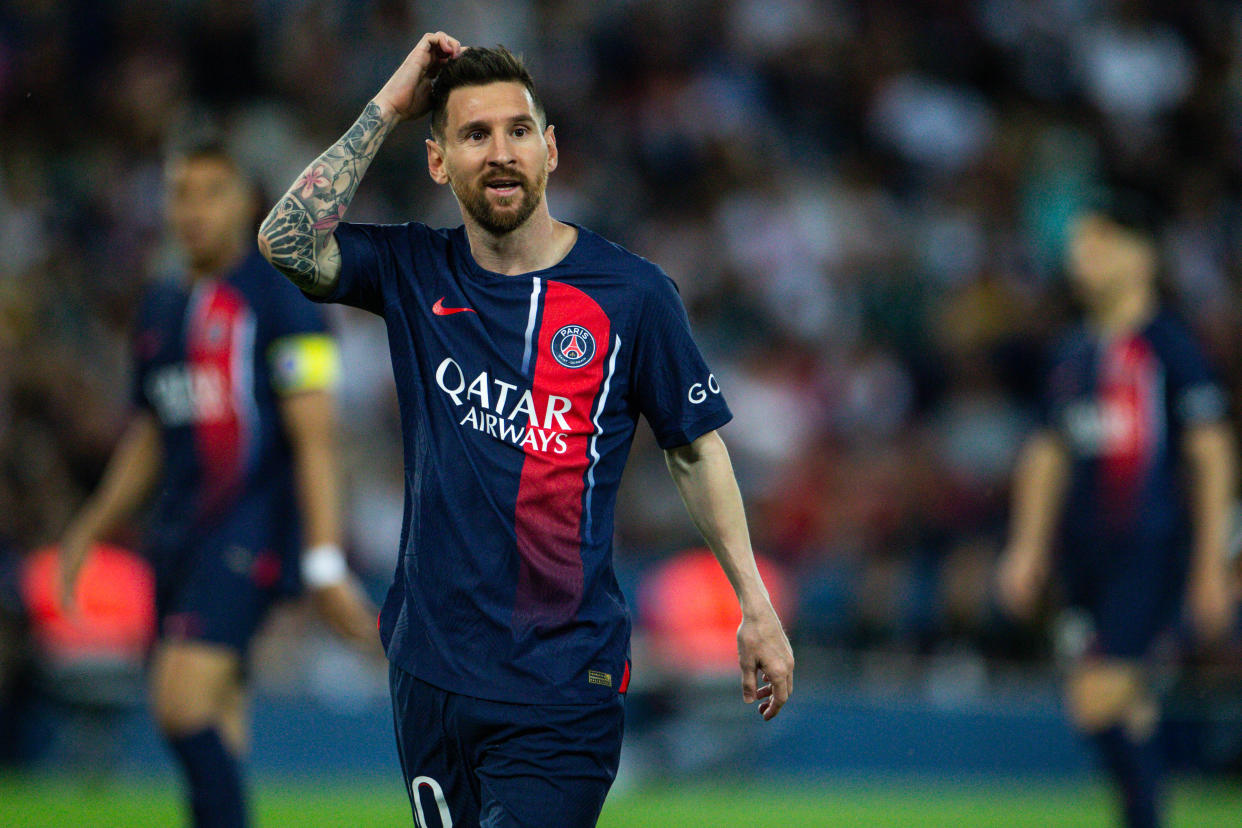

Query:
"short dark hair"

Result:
[[1083, 184, 1164, 242], [168, 137, 234, 167], [164, 139, 252, 187], [429, 46, 544, 141]]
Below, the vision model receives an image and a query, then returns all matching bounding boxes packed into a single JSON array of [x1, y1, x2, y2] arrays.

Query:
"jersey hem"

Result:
[[655, 408, 734, 450], [387, 652, 622, 707]]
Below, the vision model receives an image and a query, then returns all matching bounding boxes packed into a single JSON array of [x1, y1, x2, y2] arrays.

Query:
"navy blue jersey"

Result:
[[1041, 311, 1228, 553], [314, 222, 731, 704], [132, 251, 337, 594]]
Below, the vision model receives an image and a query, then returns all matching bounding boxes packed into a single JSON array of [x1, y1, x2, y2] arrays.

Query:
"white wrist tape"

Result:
[[302, 544, 349, 588]]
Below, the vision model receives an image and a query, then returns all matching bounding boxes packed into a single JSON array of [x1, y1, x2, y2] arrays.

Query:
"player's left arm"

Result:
[[279, 387, 381, 653], [664, 429, 794, 721], [1183, 420, 1237, 642]]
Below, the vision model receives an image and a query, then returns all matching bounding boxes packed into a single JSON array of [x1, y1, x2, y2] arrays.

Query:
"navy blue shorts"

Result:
[[389, 664, 624, 828], [153, 538, 288, 655], [1059, 537, 1188, 659]]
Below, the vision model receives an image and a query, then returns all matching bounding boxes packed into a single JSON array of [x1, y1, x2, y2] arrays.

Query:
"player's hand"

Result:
[[737, 602, 794, 721], [1188, 567, 1234, 644], [996, 543, 1046, 621], [57, 523, 95, 614], [311, 579, 384, 658], [373, 31, 464, 123]]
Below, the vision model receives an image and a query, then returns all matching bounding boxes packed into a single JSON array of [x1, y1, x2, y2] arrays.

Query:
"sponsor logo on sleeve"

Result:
[[688, 373, 721, 404]]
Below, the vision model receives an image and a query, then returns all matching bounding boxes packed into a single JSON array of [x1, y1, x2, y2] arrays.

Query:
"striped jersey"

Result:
[[132, 251, 337, 592], [318, 222, 731, 703], [1041, 310, 1228, 552]]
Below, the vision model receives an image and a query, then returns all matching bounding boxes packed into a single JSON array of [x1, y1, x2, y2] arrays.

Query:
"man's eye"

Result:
[[468, 131, 485, 141], [513, 127, 529, 137]]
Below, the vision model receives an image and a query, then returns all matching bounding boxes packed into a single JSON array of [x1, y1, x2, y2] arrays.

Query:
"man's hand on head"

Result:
[[374, 31, 464, 123]]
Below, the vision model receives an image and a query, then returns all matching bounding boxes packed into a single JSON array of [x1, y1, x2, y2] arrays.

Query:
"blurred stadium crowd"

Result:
[[5, 0, 1242, 722]]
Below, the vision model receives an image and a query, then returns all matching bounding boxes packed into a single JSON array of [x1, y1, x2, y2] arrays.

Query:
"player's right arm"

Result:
[[997, 430, 1070, 620], [257, 31, 462, 297], [59, 412, 163, 608]]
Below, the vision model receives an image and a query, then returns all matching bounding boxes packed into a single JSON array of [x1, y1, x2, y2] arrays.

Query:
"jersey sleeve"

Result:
[[129, 293, 155, 411], [1034, 343, 1063, 431], [630, 272, 732, 448], [130, 346, 151, 411], [307, 222, 395, 315], [265, 267, 340, 395], [1162, 321, 1229, 429]]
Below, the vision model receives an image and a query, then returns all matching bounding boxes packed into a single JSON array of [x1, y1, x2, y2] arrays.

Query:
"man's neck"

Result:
[[463, 206, 577, 276], [1092, 286, 1156, 338]]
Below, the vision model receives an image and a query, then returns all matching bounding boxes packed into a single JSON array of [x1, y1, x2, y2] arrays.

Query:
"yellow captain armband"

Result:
[[268, 334, 341, 395]]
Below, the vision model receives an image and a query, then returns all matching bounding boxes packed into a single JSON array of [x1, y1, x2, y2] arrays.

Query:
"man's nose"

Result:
[[487, 134, 515, 165]]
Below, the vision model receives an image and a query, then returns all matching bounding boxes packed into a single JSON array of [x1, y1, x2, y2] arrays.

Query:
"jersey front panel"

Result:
[[1041, 311, 1228, 554], [132, 252, 333, 594], [323, 222, 731, 704]]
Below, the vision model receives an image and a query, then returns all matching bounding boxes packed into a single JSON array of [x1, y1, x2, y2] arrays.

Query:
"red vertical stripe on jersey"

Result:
[[1098, 335, 1160, 520], [186, 282, 252, 518], [513, 280, 610, 632]]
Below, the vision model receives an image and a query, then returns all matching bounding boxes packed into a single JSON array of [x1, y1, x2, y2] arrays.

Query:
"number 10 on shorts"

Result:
[[411, 775, 451, 827]]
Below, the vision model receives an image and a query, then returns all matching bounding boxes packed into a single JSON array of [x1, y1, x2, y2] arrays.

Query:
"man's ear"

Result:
[[426, 138, 449, 185], [544, 124, 558, 174]]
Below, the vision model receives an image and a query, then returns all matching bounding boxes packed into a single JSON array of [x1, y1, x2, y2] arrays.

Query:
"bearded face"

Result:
[[449, 161, 548, 236], [430, 81, 557, 238]]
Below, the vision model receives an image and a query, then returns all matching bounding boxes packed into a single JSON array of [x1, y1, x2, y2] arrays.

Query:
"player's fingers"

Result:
[[994, 566, 1015, 606], [59, 578, 78, 616], [58, 555, 80, 613], [996, 571, 1028, 618], [761, 687, 786, 720], [754, 684, 774, 700], [415, 32, 447, 64], [740, 660, 758, 703], [762, 669, 791, 720], [1195, 596, 1231, 643], [431, 31, 462, 58]]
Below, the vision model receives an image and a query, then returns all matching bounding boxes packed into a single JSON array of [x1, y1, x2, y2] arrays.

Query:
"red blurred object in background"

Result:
[[20, 544, 156, 664], [639, 548, 792, 676]]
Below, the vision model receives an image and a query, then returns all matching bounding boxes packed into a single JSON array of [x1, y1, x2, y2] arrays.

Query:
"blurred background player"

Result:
[[57, 143, 378, 828], [258, 33, 793, 826], [997, 189, 1237, 828]]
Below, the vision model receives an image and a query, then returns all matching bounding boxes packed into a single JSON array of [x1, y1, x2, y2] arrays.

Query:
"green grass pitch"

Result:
[[2, 775, 1240, 826]]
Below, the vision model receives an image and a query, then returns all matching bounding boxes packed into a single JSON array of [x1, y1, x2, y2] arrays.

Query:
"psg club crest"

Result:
[[551, 325, 596, 369]]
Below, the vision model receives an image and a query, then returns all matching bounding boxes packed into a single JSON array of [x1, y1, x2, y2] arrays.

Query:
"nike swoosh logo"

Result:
[[432, 297, 476, 316]]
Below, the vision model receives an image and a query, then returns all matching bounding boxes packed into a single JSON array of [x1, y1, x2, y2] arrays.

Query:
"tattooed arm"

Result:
[[258, 31, 463, 296], [257, 103, 393, 295]]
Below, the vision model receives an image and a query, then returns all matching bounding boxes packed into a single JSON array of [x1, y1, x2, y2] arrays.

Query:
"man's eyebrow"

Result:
[[457, 114, 538, 136]]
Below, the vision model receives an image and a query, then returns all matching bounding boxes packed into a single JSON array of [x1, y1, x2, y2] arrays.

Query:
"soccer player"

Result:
[[258, 32, 794, 826], [998, 190, 1236, 828], [59, 144, 378, 828]]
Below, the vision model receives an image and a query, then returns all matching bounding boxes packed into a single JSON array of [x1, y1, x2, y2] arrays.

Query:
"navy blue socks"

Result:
[[1092, 725, 1161, 828], [167, 727, 248, 828]]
